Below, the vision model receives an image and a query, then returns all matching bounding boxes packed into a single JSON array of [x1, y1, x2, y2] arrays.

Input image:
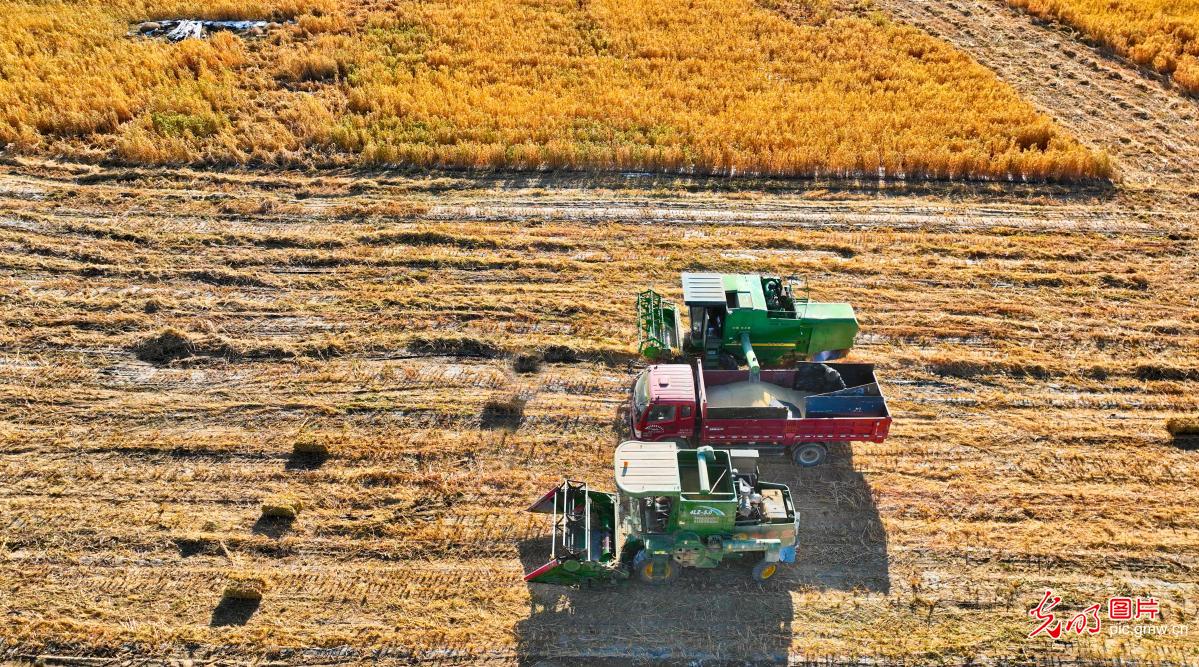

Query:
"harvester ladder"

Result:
[[704, 334, 722, 364]]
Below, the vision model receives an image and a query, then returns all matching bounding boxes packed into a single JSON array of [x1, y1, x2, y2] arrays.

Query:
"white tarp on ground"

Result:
[[134, 20, 275, 41]]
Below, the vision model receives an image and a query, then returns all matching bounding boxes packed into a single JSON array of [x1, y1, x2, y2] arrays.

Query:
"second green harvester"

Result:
[[638, 272, 858, 375], [524, 441, 798, 585]]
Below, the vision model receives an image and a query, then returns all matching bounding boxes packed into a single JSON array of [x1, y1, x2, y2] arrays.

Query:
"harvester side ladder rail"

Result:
[[788, 276, 811, 320], [584, 480, 592, 562], [565, 481, 577, 554], [550, 482, 559, 560]]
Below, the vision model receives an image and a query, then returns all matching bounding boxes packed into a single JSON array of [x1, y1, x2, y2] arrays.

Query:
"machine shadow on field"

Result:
[[768, 443, 890, 593], [515, 536, 794, 665], [513, 443, 888, 664]]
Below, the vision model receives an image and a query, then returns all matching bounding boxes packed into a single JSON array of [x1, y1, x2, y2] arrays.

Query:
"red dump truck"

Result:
[[629, 361, 891, 466]]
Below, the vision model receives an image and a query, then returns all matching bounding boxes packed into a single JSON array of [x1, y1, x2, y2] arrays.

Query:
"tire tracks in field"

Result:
[[869, 0, 1199, 191], [0, 160, 1193, 238]]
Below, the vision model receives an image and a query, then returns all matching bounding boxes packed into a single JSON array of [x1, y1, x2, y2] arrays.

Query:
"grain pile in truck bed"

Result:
[[706, 381, 813, 417]]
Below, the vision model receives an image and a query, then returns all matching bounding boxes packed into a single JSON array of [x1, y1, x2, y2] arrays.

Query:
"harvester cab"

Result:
[[637, 272, 858, 377], [524, 441, 799, 586]]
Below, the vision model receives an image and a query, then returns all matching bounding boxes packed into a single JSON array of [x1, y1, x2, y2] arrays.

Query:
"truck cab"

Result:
[[631, 364, 696, 441]]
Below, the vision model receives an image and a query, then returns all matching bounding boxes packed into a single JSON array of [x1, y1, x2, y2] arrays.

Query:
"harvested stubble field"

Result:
[[0, 159, 1197, 664], [0, 0, 1109, 179], [1004, 0, 1199, 92]]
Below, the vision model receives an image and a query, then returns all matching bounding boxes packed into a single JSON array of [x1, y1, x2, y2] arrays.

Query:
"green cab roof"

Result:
[[681, 272, 766, 309]]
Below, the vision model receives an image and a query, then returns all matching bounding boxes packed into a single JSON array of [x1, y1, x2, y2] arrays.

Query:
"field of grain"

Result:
[[1005, 0, 1199, 92], [0, 0, 1108, 180], [0, 160, 1196, 664]]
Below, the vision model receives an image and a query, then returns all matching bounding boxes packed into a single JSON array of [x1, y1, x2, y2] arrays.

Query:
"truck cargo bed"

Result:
[[698, 362, 891, 446]]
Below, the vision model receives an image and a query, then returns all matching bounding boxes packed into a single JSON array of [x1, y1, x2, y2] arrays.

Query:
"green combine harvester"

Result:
[[637, 273, 858, 377], [524, 441, 798, 586]]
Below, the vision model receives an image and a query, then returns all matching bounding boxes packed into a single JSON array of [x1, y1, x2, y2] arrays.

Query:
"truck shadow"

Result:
[[762, 442, 890, 594], [512, 443, 888, 664]]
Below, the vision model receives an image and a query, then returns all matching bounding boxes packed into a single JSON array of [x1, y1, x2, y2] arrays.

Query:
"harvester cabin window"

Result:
[[640, 496, 672, 533], [646, 404, 676, 423], [725, 291, 751, 309]]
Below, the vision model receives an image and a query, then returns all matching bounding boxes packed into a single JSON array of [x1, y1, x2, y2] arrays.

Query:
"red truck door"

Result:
[[638, 402, 696, 441]]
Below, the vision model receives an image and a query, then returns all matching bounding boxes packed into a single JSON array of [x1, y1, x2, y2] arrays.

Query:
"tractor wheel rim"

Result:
[[761, 564, 777, 579]]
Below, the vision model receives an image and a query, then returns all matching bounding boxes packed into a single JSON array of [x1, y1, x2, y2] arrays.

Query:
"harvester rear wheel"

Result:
[[791, 443, 827, 467], [752, 560, 779, 582], [633, 550, 679, 585]]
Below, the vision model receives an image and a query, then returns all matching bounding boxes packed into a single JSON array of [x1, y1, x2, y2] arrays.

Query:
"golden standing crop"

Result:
[[0, 0, 1109, 180]]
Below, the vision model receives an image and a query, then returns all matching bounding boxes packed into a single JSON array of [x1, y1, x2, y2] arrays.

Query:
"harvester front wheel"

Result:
[[752, 560, 780, 582], [791, 443, 827, 467], [633, 550, 679, 585]]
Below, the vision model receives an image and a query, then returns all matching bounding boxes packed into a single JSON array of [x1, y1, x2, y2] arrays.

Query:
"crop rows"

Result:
[[0, 163, 1195, 662]]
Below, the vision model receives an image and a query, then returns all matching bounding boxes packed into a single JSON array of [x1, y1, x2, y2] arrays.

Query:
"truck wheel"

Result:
[[633, 549, 679, 584], [791, 443, 827, 467], [752, 560, 780, 582]]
